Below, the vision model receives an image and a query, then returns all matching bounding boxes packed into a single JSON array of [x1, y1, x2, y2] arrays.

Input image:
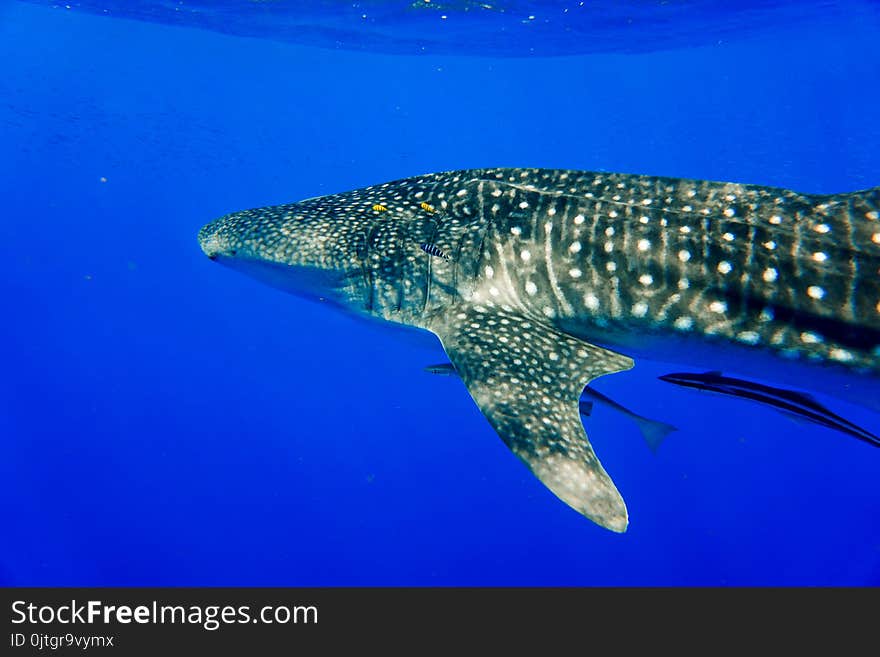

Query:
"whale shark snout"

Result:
[[198, 222, 223, 260]]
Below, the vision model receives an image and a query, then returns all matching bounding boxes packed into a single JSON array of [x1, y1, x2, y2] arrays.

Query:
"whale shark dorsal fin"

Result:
[[429, 302, 634, 532], [578, 400, 595, 417]]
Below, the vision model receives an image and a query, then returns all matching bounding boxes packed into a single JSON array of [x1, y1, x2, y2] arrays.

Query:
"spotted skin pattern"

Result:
[[439, 303, 633, 531], [199, 168, 880, 531]]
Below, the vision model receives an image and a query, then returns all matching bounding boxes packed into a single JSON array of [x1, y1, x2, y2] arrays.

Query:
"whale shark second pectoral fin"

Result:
[[428, 303, 634, 532]]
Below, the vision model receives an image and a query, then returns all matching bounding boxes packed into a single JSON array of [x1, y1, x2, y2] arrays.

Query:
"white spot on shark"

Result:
[[830, 348, 854, 363], [800, 331, 822, 344], [737, 331, 760, 345], [807, 285, 825, 300], [674, 316, 694, 330]]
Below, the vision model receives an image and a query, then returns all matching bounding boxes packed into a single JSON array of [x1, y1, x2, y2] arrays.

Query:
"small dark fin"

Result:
[[581, 385, 676, 453], [777, 388, 820, 407], [578, 400, 594, 418], [429, 302, 633, 532], [423, 362, 458, 376], [633, 417, 677, 454]]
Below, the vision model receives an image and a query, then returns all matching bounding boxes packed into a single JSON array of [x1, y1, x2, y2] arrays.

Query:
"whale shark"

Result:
[[198, 167, 880, 532]]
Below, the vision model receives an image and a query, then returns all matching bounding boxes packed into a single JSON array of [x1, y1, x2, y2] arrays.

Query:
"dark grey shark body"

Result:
[[199, 167, 880, 532]]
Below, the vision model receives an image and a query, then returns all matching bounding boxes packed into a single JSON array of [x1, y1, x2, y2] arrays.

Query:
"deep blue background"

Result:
[[2, 1, 879, 585]]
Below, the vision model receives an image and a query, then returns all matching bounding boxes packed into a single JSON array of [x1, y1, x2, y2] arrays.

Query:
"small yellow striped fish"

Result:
[[420, 202, 435, 213], [372, 203, 388, 212]]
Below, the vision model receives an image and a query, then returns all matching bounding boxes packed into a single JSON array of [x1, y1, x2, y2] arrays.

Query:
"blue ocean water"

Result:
[[1, 0, 878, 586]]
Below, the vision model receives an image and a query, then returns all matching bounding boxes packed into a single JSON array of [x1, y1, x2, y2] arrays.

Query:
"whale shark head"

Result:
[[198, 195, 381, 312], [199, 175, 491, 328]]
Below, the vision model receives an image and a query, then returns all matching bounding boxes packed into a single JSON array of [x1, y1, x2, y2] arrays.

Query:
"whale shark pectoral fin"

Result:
[[428, 303, 634, 532]]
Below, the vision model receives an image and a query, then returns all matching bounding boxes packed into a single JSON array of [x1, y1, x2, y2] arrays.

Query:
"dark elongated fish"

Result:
[[659, 371, 880, 448], [425, 362, 674, 452], [199, 167, 880, 531]]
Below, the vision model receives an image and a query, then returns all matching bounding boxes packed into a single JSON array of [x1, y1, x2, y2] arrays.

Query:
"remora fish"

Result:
[[425, 362, 675, 452], [198, 167, 880, 532], [658, 371, 880, 448]]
